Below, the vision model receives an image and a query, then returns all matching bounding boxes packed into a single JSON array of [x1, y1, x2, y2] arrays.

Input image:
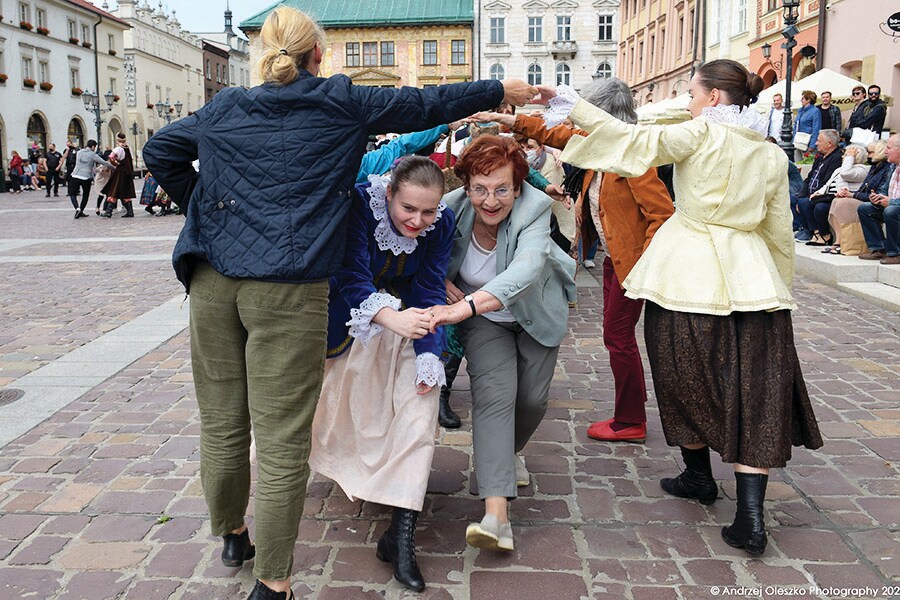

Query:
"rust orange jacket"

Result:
[[514, 113, 674, 284]]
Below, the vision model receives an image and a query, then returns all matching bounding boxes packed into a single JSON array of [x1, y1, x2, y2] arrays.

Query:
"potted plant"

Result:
[[146, 102, 154, 109], [23, 78, 36, 88], [0, 73, 8, 84], [19, 21, 33, 31], [69, 37, 79, 45], [109, 49, 117, 56], [71, 86, 83, 96], [82, 41, 92, 49], [37, 26, 49, 35], [39, 81, 53, 91], [113, 94, 120, 103]]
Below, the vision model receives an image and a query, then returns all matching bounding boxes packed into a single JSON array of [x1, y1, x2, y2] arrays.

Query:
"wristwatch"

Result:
[[463, 294, 477, 317]]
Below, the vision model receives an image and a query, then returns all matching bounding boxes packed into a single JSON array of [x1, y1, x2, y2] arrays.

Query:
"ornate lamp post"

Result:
[[81, 89, 116, 145], [778, 0, 801, 160], [154, 99, 184, 125]]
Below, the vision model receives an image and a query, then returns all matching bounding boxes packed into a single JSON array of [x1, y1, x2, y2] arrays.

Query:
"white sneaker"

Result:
[[515, 455, 530, 487], [466, 514, 514, 552], [498, 521, 514, 551], [583, 259, 596, 269]]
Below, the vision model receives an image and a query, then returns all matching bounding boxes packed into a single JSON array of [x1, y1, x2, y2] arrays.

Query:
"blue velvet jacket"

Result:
[[326, 181, 454, 360]]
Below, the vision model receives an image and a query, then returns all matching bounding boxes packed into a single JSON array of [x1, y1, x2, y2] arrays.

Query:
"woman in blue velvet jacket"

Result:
[[309, 157, 452, 592]]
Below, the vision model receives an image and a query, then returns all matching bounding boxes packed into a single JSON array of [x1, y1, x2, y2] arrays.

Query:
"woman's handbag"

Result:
[[793, 131, 811, 152]]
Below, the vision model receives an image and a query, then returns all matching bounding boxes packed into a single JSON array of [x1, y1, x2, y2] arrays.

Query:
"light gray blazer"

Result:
[[70, 148, 113, 181], [445, 182, 577, 348]]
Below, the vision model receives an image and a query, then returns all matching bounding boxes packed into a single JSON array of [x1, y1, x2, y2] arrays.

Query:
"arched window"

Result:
[[595, 61, 612, 79], [527, 64, 542, 86], [67, 118, 85, 147], [556, 63, 571, 86], [489, 63, 505, 80], [27, 113, 47, 151]]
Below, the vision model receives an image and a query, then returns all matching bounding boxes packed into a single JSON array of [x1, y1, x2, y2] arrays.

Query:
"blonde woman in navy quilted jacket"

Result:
[[142, 7, 536, 600]]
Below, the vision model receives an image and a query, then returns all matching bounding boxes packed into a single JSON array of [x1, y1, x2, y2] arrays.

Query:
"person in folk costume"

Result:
[[537, 59, 823, 555], [101, 133, 137, 218], [308, 156, 452, 592]]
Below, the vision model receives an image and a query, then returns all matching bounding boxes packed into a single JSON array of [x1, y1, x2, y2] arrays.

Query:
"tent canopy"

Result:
[[754, 68, 893, 114]]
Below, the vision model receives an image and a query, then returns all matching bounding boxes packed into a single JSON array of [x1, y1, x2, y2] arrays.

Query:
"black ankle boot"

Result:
[[221, 529, 255, 567], [101, 201, 114, 218], [122, 200, 134, 217], [660, 446, 718, 505], [376, 507, 425, 592], [247, 579, 293, 600], [438, 386, 461, 429], [722, 472, 768, 556]]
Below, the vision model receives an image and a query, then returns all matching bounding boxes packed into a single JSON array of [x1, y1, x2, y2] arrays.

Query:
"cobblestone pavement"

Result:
[[0, 189, 898, 600]]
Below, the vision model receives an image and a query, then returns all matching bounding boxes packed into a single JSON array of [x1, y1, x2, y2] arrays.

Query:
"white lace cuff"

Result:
[[415, 352, 446, 388], [544, 84, 580, 129], [347, 292, 401, 347]]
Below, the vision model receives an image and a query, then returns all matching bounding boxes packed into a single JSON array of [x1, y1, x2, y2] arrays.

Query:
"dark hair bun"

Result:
[[747, 73, 765, 99]]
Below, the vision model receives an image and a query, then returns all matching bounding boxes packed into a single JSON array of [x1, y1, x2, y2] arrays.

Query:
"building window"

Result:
[[205, 59, 211, 80], [22, 57, 33, 80], [19, 2, 30, 24], [381, 42, 395, 66], [598, 14, 613, 41], [68, 19, 77, 40], [81, 24, 90, 45], [36, 8, 46, 28], [423, 40, 437, 65], [363, 42, 378, 66], [108, 34, 115, 52], [734, 0, 747, 34], [557, 16, 571, 41], [556, 63, 570, 86], [527, 64, 542, 86], [766, 0, 778, 12], [346, 42, 360, 67], [595, 62, 612, 79], [649, 35, 655, 72], [109, 78, 117, 95], [528, 17, 542, 43], [489, 63, 505, 80], [450, 40, 465, 65], [145, 82, 150, 104], [678, 16, 685, 56], [70, 68, 79, 89], [230, 65, 235, 85], [490, 18, 505, 44], [68, 119, 85, 147], [638, 40, 644, 74], [39, 61, 49, 83]]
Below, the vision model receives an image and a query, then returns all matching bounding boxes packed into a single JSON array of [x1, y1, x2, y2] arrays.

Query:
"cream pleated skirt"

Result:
[[308, 329, 439, 511]]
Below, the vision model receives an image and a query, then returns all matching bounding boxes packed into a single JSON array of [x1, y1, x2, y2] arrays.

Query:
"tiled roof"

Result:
[[67, 0, 131, 28], [240, 0, 473, 31]]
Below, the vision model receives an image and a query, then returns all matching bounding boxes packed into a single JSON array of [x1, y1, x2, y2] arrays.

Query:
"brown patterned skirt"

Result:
[[644, 303, 823, 468]]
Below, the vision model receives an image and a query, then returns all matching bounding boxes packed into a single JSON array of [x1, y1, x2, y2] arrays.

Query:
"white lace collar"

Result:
[[366, 174, 447, 256], [700, 104, 769, 137]]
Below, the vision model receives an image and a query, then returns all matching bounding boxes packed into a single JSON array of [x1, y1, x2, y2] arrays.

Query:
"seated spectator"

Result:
[[799, 140, 868, 246], [828, 141, 891, 255], [847, 85, 888, 136], [794, 130, 843, 242], [858, 134, 900, 264]]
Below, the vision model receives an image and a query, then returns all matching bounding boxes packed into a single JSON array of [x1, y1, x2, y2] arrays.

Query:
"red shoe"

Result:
[[587, 418, 647, 443]]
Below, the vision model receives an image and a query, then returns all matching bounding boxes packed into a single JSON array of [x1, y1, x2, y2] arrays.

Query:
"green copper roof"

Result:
[[240, 0, 474, 31]]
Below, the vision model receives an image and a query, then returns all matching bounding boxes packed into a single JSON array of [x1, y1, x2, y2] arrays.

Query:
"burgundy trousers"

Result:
[[602, 256, 648, 424]]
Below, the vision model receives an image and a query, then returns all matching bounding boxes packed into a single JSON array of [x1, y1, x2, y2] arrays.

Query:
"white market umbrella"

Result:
[[755, 68, 892, 114]]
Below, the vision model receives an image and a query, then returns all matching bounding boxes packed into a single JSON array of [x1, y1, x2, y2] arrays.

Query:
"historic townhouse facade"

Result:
[[703, 0, 757, 68], [104, 0, 204, 169], [618, 0, 702, 105], [195, 6, 252, 92], [0, 0, 128, 165], [477, 0, 620, 91], [241, 0, 474, 88]]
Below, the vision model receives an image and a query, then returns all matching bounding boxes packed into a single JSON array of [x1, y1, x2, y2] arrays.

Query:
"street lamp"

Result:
[[760, 42, 783, 74], [155, 98, 184, 125], [81, 89, 116, 145], [778, 0, 801, 160]]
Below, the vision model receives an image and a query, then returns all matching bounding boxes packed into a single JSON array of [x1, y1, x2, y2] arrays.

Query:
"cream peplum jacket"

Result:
[[559, 99, 797, 316]]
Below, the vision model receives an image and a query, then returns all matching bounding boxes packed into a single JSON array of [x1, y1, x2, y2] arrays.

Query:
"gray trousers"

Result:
[[459, 316, 560, 499], [189, 261, 329, 580]]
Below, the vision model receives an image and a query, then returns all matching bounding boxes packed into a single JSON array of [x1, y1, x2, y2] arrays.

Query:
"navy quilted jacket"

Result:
[[143, 71, 503, 291]]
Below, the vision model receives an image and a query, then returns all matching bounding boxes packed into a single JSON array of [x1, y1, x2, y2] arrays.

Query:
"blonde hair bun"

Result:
[[257, 7, 326, 86]]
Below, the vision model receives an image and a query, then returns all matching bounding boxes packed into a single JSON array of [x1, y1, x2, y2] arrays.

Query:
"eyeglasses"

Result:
[[852, 91, 864, 96], [469, 186, 513, 200], [868, 91, 880, 97]]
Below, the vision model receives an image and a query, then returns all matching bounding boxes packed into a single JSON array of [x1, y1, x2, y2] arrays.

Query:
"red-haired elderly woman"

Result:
[[428, 136, 576, 552]]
